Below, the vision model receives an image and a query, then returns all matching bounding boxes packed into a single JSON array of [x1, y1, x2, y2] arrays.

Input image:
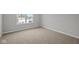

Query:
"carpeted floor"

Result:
[[0, 27, 79, 44]]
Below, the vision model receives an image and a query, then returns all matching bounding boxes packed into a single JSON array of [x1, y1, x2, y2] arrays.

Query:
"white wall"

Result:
[[0, 14, 2, 37], [3, 14, 41, 34], [42, 14, 79, 39]]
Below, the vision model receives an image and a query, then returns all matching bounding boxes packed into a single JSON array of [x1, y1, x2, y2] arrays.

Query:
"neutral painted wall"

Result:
[[3, 14, 41, 33], [42, 14, 79, 38], [0, 14, 2, 37]]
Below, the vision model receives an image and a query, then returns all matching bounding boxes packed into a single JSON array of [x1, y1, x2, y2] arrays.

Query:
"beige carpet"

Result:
[[0, 27, 79, 44]]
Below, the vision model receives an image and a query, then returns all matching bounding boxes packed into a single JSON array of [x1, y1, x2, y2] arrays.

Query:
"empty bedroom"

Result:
[[0, 14, 79, 44]]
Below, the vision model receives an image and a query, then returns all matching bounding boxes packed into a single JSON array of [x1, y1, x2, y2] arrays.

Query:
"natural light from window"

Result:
[[16, 14, 33, 25]]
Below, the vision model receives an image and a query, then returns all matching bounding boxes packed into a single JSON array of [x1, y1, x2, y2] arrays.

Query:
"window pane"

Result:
[[16, 14, 33, 24]]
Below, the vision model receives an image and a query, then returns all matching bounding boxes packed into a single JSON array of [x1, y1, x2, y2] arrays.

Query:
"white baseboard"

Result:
[[43, 26, 79, 39], [3, 26, 41, 34]]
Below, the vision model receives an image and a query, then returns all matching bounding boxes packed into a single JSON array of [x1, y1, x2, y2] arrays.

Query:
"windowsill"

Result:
[[17, 23, 33, 25], [17, 20, 33, 25]]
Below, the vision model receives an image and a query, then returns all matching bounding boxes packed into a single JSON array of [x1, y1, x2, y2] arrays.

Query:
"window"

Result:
[[16, 14, 33, 25]]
